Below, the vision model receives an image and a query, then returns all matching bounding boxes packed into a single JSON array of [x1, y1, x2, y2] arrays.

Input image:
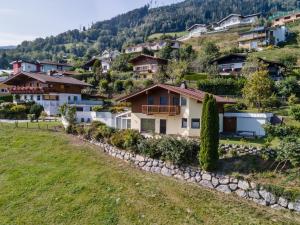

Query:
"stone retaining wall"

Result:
[[219, 144, 277, 158], [83, 137, 299, 213]]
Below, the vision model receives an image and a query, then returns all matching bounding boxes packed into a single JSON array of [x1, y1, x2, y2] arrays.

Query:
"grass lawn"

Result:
[[0, 125, 299, 224]]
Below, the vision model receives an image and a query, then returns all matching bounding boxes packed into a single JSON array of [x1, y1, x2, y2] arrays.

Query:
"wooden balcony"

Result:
[[142, 105, 180, 116], [8, 86, 48, 94]]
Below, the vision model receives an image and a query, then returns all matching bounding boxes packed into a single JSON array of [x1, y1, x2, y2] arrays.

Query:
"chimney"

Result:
[[180, 81, 187, 89]]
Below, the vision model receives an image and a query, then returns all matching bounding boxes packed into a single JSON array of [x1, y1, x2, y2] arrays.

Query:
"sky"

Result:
[[0, 0, 183, 46]]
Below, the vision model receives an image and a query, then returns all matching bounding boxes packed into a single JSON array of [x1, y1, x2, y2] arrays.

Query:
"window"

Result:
[[182, 118, 188, 128], [81, 118, 85, 123], [141, 119, 155, 133], [68, 96, 71, 101], [74, 96, 78, 102], [173, 97, 180, 106], [160, 96, 168, 105], [37, 95, 41, 101], [87, 118, 91, 123], [76, 107, 84, 112], [147, 96, 154, 105], [181, 97, 187, 106], [191, 119, 200, 129]]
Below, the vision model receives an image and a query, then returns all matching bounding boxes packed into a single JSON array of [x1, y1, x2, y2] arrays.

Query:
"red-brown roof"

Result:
[[117, 84, 236, 104], [3, 72, 91, 87], [129, 54, 168, 65]]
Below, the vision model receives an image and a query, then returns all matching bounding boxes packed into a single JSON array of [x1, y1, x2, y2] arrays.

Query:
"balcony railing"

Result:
[[142, 105, 180, 116], [68, 100, 103, 106], [8, 87, 47, 94]]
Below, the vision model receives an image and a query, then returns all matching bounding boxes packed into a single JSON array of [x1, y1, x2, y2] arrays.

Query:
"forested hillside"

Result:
[[0, 0, 299, 68]]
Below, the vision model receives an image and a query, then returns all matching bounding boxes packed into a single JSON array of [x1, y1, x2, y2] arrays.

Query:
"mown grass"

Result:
[[0, 125, 299, 224]]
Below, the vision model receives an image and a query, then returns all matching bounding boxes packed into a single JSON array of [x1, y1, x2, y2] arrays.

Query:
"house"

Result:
[[187, 24, 208, 38], [214, 13, 260, 31], [11, 60, 72, 75], [238, 26, 288, 50], [211, 53, 247, 76], [124, 40, 181, 54], [38, 61, 72, 73], [211, 53, 286, 80], [273, 12, 300, 26], [117, 83, 235, 137], [11, 60, 40, 75], [129, 54, 168, 79], [83, 50, 120, 73], [3, 72, 95, 116]]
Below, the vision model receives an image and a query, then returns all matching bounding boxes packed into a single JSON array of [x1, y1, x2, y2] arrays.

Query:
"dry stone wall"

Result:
[[83, 137, 299, 213]]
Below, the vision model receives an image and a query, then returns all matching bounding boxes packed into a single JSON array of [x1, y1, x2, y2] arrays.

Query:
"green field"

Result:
[[0, 125, 299, 224], [148, 31, 188, 40]]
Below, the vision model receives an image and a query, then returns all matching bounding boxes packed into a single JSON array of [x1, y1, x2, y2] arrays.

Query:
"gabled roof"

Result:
[[211, 53, 247, 64], [129, 54, 168, 64], [38, 61, 72, 67], [10, 60, 37, 65], [117, 83, 235, 104], [3, 72, 91, 86], [217, 13, 260, 25]]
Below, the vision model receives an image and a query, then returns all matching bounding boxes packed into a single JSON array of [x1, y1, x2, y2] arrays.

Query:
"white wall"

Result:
[[76, 111, 116, 127], [273, 26, 288, 44], [224, 113, 273, 136]]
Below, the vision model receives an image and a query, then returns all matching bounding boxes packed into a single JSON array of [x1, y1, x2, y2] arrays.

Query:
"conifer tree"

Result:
[[200, 94, 219, 171]]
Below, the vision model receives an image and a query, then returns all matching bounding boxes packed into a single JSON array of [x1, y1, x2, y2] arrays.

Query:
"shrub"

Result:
[[40, 111, 48, 121], [29, 104, 44, 121], [157, 136, 199, 165], [92, 106, 104, 112], [110, 129, 143, 151], [66, 124, 77, 134], [288, 94, 299, 106], [137, 138, 162, 159], [289, 106, 300, 121], [276, 136, 300, 169], [27, 114, 35, 122], [262, 93, 281, 109], [264, 123, 300, 139], [0, 95, 13, 102]]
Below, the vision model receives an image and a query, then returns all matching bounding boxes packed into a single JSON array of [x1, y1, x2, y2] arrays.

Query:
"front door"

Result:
[[223, 117, 237, 133], [160, 119, 167, 134]]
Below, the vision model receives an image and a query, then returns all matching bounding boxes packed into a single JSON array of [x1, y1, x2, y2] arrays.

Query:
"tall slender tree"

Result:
[[200, 94, 219, 171]]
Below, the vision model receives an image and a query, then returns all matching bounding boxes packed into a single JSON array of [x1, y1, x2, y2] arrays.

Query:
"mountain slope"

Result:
[[0, 0, 299, 67]]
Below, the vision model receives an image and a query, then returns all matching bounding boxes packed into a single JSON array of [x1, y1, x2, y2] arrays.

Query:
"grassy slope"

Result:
[[0, 125, 299, 224]]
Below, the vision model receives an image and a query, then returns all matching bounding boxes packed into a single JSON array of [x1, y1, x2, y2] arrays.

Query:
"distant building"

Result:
[[273, 12, 300, 26], [238, 26, 288, 50], [3, 72, 93, 115], [129, 54, 168, 79], [186, 24, 208, 38], [38, 61, 72, 73], [10, 60, 72, 75], [211, 53, 286, 80], [124, 40, 181, 54], [214, 13, 260, 31], [83, 50, 120, 73], [0, 83, 10, 96]]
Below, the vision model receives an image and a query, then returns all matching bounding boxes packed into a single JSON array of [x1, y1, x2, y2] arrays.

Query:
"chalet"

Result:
[[83, 50, 120, 73], [273, 12, 300, 26], [187, 24, 208, 38], [117, 83, 235, 137], [10, 60, 72, 75], [214, 13, 260, 31], [238, 26, 288, 50], [129, 54, 168, 79], [211, 53, 286, 80], [124, 40, 181, 54], [3, 72, 94, 115]]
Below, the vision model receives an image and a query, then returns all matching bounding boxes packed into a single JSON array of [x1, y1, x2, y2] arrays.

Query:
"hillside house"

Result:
[[187, 24, 208, 38], [238, 26, 288, 50], [3, 72, 98, 116], [83, 50, 120, 73], [214, 13, 260, 31], [273, 12, 300, 26], [11, 60, 72, 75], [11, 60, 40, 75], [124, 40, 181, 54], [129, 54, 168, 79], [117, 83, 235, 137], [211, 53, 286, 80]]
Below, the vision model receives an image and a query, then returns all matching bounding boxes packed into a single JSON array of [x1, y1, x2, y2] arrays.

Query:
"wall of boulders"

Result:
[[82, 137, 299, 213], [219, 143, 277, 158]]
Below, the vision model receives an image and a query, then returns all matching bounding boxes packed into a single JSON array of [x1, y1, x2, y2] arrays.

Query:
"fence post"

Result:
[[27, 122, 28, 129]]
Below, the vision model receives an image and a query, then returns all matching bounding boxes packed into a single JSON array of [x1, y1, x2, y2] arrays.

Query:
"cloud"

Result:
[[0, 32, 36, 46], [0, 8, 18, 16]]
